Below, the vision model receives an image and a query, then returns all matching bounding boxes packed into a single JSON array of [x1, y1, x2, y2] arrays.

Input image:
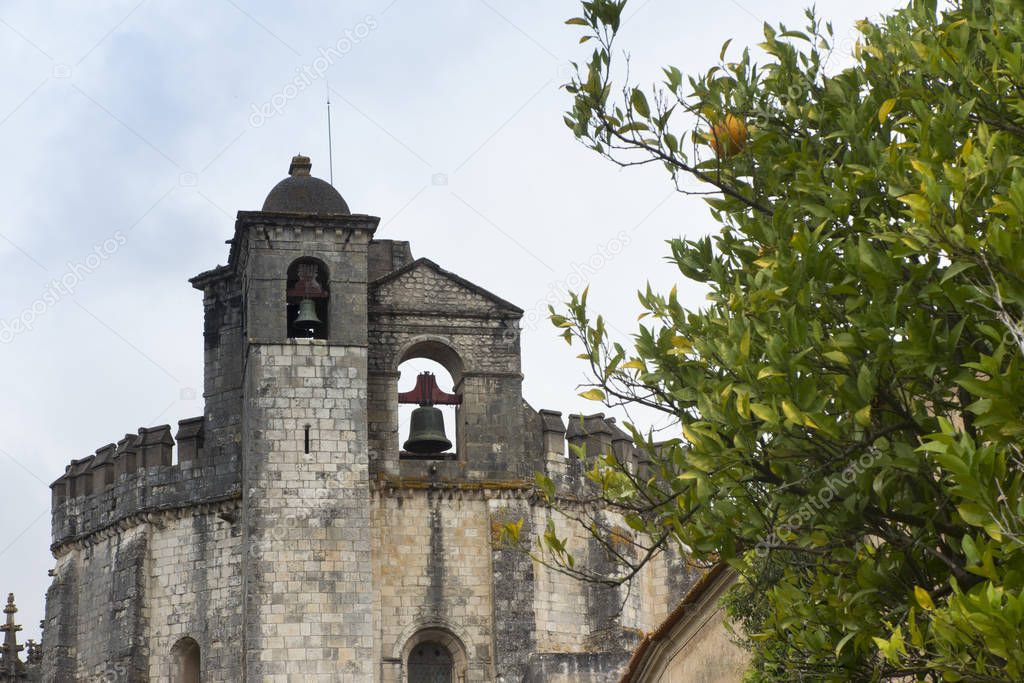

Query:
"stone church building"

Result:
[[17, 156, 721, 682]]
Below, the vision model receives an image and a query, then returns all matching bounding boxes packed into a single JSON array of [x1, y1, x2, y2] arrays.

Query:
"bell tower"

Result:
[[42, 151, 692, 682], [235, 155, 379, 680]]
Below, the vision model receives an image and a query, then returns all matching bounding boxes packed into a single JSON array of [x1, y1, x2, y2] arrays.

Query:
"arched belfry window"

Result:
[[170, 637, 200, 683], [407, 640, 454, 683], [286, 258, 329, 339], [397, 359, 460, 460]]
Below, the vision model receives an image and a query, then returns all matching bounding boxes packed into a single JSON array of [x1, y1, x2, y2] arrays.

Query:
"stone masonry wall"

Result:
[[370, 482, 679, 683], [146, 508, 243, 681], [242, 341, 373, 682], [372, 488, 494, 682], [43, 505, 242, 683], [44, 526, 148, 682]]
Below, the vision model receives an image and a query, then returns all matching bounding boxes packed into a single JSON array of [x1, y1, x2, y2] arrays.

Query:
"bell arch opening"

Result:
[[397, 358, 458, 459], [170, 636, 201, 683], [286, 257, 329, 339], [397, 338, 465, 386]]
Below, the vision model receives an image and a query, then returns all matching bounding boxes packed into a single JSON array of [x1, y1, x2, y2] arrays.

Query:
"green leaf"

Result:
[[856, 365, 875, 402], [578, 388, 606, 401], [630, 88, 650, 118], [957, 503, 989, 528], [878, 97, 897, 123], [961, 535, 981, 565], [823, 350, 850, 366], [835, 631, 857, 657], [941, 261, 975, 284], [781, 400, 803, 423], [854, 405, 872, 427], [914, 586, 935, 611], [897, 193, 931, 213], [750, 402, 777, 423], [719, 38, 732, 61]]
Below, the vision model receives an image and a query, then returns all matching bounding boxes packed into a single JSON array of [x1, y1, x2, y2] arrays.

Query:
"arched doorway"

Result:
[[407, 640, 453, 683], [399, 626, 468, 683], [170, 636, 200, 683]]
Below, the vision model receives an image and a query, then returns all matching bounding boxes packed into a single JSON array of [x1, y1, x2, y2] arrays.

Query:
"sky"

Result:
[[0, 0, 902, 641]]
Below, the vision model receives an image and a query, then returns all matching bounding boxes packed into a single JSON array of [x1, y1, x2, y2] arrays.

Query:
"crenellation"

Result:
[[137, 425, 174, 469], [606, 417, 638, 472], [539, 409, 568, 487], [49, 416, 241, 550], [90, 444, 116, 492], [567, 412, 615, 458], [113, 433, 139, 479], [174, 416, 204, 465], [67, 456, 94, 498]]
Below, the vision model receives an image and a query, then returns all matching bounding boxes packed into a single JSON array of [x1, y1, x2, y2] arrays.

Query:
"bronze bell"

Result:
[[403, 405, 452, 454], [294, 298, 322, 336]]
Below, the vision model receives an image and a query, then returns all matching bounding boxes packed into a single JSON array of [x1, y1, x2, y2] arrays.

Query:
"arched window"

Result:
[[395, 339, 464, 460], [170, 637, 200, 683], [397, 358, 458, 459], [286, 258, 329, 339], [407, 640, 453, 683]]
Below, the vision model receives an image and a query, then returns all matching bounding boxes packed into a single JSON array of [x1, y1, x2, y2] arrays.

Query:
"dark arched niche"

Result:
[[401, 627, 467, 683], [170, 636, 200, 683], [286, 257, 330, 339]]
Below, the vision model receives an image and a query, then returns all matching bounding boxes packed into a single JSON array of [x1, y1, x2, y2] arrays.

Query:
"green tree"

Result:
[[545, 0, 1024, 679]]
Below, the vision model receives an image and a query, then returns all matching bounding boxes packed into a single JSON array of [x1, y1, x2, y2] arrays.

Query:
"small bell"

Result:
[[403, 405, 452, 454], [293, 298, 322, 337]]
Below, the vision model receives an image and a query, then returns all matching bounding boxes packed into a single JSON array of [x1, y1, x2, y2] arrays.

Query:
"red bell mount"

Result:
[[398, 372, 461, 406], [287, 262, 328, 299]]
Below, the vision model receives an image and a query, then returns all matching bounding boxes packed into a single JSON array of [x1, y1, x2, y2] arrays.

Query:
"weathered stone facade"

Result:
[[40, 156, 690, 682], [620, 566, 749, 683]]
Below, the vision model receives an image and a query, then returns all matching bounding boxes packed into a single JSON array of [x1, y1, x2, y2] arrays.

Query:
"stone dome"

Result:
[[261, 155, 350, 214]]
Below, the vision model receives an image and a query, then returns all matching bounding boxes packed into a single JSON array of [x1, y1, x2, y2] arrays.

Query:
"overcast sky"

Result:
[[0, 0, 901, 640]]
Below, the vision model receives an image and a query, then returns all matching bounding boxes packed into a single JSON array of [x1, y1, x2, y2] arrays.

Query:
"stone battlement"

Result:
[[536, 409, 648, 493], [539, 410, 638, 456], [47, 408, 641, 550], [48, 417, 241, 550]]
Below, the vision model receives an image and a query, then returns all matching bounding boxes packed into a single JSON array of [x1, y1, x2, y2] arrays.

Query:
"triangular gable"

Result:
[[370, 258, 523, 315]]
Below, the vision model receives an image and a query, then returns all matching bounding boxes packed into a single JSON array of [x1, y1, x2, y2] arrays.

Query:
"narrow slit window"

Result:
[[304, 426, 311, 454]]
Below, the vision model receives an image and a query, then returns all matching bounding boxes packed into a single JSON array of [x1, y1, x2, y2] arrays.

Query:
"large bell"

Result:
[[403, 405, 452, 454], [293, 298, 322, 336]]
